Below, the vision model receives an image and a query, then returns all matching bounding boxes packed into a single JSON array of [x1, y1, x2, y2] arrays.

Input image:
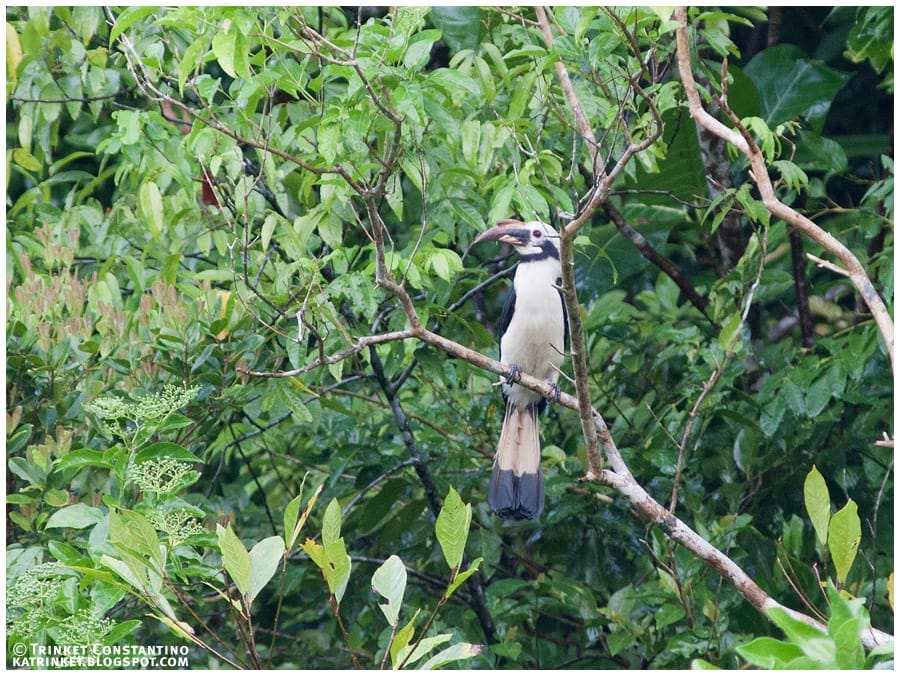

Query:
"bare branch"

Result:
[[238, 329, 416, 378], [790, 228, 815, 348]]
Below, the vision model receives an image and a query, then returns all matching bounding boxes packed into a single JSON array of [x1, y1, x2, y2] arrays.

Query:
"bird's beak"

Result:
[[473, 219, 530, 247]]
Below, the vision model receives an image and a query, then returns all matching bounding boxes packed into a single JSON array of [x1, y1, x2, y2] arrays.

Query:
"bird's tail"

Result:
[[489, 402, 544, 520]]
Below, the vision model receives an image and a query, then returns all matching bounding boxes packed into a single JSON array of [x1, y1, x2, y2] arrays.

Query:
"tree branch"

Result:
[[790, 228, 815, 348], [534, 6, 665, 479], [674, 6, 894, 374]]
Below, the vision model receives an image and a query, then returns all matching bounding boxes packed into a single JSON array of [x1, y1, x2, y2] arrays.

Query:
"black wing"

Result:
[[496, 282, 516, 406], [497, 281, 516, 353], [556, 276, 569, 350]]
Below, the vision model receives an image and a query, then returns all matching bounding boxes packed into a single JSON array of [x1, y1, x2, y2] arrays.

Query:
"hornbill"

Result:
[[474, 219, 568, 520]]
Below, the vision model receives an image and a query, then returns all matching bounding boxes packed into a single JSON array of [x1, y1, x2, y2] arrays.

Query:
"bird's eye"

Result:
[[532, 229, 542, 238]]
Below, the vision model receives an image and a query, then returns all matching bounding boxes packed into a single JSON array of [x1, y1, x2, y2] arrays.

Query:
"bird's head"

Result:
[[473, 219, 560, 259]]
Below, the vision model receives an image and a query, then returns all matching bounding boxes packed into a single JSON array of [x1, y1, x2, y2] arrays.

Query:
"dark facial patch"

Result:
[[518, 238, 560, 262]]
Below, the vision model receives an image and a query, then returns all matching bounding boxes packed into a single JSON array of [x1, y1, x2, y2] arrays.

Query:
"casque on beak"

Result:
[[473, 219, 531, 247]]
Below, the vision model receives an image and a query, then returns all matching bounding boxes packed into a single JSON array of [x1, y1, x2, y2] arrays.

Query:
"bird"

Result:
[[474, 219, 568, 520]]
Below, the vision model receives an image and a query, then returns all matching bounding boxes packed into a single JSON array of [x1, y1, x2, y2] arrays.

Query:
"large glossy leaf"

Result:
[[743, 44, 852, 133], [625, 108, 707, 205], [44, 503, 104, 530], [428, 6, 482, 53]]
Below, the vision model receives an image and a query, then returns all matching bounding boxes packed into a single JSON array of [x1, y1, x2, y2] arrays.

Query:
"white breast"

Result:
[[500, 258, 565, 408]]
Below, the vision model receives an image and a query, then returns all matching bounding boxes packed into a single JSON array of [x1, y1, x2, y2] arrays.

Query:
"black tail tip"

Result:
[[489, 468, 544, 520]]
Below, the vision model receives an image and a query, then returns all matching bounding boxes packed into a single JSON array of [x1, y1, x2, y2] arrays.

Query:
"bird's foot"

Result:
[[504, 364, 522, 385], [547, 382, 561, 403]]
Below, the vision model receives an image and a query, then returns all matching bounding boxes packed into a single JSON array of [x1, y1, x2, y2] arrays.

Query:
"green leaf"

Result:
[[317, 124, 340, 164], [736, 636, 805, 668], [301, 538, 327, 569], [8, 456, 45, 486], [825, 584, 866, 669], [420, 641, 483, 670], [805, 374, 833, 418], [322, 497, 342, 547], [404, 31, 439, 70], [690, 658, 722, 670], [55, 448, 114, 473], [231, 30, 251, 81], [717, 311, 743, 352], [428, 6, 482, 53], [323, 537, 352, 604], [371, 554, 406, 627], [217, 523, 251, 597], [44, 503, 104, 530], [212, 29, 238, 79], [773, 160, 809, 191], [844, 7, 893, 73], [427, 68, 482, 100], [109, 6, 157, 45], [247, 535, 285, 604], [803, 465, 831, 547], [782, 378, 807, 416], [795, 130, 848, 176], [390, 609, 420, 668], [828, 499, 861, 584], [302, 506, 352, 607], [115, 109, 142, 145], [394, 633, 453, 668], [12, 148, 42, 172], [445, 557, 482, 599], [100, 554, 145, 593], [17, 113, 32, 151], [767, 607, 827, 649], [427, 248, 464, 282], [133, 441, 202, 464], [178, 37, 208, 94], [138, 181, 164, 239], [733, 181, 770, 225], [435, 487, 471, 571], [261, 213, 278, 253], [317, 212, 343, 249], [109, 509, 164, 570], [507, 69, 537, 120]]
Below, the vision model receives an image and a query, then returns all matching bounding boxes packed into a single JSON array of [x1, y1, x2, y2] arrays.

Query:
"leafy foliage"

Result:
[[6, 6, 892, 669], [733, 585, 893, 670]]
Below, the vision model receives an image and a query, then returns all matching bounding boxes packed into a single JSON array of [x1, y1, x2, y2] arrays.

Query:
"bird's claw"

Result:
[[504, 364, 522, 385], [548, 382, 561, 403]]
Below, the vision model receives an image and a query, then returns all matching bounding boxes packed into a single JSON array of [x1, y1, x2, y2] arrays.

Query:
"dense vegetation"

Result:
[[6, 6, 893, 669]]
